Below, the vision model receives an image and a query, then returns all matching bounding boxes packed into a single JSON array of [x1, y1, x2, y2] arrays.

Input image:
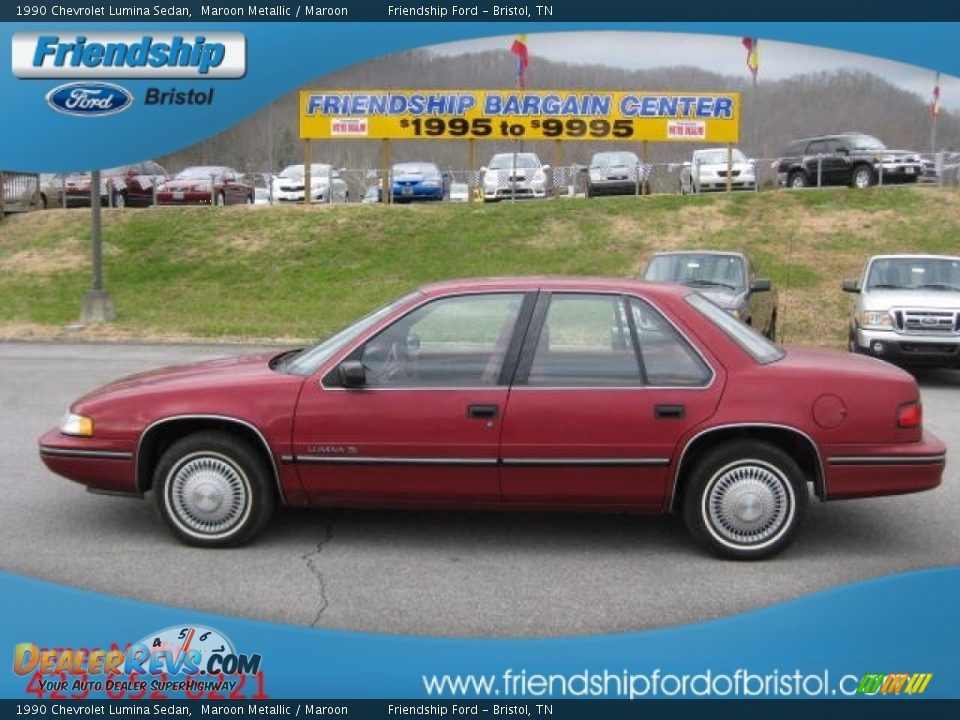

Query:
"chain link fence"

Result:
[[7, 152, 960, 216]]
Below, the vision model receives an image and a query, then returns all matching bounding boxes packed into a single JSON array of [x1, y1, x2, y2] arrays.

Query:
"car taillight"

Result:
[[897, 402, 922, 429]]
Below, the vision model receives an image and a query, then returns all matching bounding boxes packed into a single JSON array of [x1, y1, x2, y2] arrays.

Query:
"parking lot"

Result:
[[2, 341, 957, 637]]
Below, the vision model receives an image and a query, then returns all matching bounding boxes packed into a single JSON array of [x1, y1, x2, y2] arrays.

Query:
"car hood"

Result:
[[394, 174, 438, 184], [163, 179, 211, 191], [861, 289, 960, 310], [688, 286, 741, 309], [273, 176, 328, 187], [76, 352, 280, 403]]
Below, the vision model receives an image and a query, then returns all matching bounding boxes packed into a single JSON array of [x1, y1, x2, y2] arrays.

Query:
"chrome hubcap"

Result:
[[169, 454, 248, 536], [705, 461, 791, 548]]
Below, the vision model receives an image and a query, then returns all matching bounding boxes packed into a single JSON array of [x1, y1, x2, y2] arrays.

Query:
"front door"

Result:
[[292, 292, 532, 503], [500, 292, 723, 507]]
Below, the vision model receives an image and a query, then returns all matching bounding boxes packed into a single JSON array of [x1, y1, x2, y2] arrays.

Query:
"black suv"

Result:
[[776, 133, 922, 189]]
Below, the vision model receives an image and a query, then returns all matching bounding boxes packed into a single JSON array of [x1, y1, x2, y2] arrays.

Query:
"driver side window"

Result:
[[358, 293, 525, 388]]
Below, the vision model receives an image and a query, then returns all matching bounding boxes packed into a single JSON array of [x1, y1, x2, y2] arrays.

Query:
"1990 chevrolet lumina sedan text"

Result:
[[39, 279, 945, 559]]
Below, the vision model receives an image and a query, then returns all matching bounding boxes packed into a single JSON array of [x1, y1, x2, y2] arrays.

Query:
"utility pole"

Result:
[[80, 169, 116, 323]]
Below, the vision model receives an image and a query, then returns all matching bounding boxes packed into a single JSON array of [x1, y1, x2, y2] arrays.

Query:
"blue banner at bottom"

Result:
[[1, 568, 957, 699]]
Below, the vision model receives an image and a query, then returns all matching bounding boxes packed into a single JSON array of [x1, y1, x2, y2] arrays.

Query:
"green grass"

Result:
[[2, 186, 960, 346]]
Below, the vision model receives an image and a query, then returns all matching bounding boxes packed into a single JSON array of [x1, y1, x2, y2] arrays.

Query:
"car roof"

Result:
[[418, 276, 693, 299], [867, 254, 960, 262], [649, 250, 746, 259]]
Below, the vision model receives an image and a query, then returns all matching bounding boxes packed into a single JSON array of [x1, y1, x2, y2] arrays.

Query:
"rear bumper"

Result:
[[38, 428, 138, 495], [823, 431, 946, 500]]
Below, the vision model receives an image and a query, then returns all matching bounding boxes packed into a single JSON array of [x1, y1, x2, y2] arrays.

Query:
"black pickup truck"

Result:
[[776, 133, 922, 189]]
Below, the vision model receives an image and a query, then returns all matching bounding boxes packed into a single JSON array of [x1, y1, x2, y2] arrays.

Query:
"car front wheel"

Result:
[[153, 431, 275, 547], [851, 165, 875, 189], [683, 440, 807, 560]]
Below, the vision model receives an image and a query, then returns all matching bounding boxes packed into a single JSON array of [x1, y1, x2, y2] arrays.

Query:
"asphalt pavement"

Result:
[[2, 341, 958, 637]]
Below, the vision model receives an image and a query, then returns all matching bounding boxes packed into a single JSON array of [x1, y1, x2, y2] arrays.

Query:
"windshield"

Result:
[[393, 163, 439, 175], [866, 257, 960, 291], [278, 164, 331, 179], [280, 291, 422, 375], [845, 135, 885, 152], [488, 154, 540, 170], [687, 293, 783, 364], [591, 152, 639, 168], [177, 167, 226, 179], [694, 149, 747, 165], [644, 254, 746, 292]]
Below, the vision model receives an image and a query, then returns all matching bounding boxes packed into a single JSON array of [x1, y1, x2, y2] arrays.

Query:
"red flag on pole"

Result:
[[510, 34, 529, 90], [741, 37, 759, 79], [931, 72, 942, 117]]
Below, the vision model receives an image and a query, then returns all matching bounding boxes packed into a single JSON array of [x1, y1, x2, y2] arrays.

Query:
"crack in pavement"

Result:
[[301, 520, 335, 627]]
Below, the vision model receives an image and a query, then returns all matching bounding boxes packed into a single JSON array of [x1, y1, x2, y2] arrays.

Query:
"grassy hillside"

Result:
[[1, 187, 959, 346]]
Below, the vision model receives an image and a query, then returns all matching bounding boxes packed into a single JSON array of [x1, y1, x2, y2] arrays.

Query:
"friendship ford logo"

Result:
[[45, 82, 134, 117]]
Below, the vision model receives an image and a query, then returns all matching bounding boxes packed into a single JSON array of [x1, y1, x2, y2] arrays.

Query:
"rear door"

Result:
[[499, 292, 724, 508]]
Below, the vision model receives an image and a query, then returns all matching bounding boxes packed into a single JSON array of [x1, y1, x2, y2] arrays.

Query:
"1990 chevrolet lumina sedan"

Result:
[[39, 278, 945, 559]]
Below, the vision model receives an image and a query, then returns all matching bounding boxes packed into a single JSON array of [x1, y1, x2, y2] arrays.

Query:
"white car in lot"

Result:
[[481, 152, 549, 201], [680, 148, 756, 194], [271, 163, 348, 203]]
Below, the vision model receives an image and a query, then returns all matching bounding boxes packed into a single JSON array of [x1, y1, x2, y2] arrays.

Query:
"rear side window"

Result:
[[687, 293, 784, 364], [522, 293, 712, 388]]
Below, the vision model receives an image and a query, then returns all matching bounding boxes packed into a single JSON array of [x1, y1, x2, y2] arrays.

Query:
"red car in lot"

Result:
[[38, 278, 945, 559], [155, 166, 255, 206]]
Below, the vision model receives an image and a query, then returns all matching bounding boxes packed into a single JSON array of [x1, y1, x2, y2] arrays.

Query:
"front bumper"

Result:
[[483, 183, 547, 200], [697, 178, 756, 191], [588, 180, 642, 196], [823, 430, 946, 500], [875, 162, 922, 181], [854, 327, 960, 366], [392, 185, 443, 201], [38, 428, 138, 495], [155, 191, 213, 205]]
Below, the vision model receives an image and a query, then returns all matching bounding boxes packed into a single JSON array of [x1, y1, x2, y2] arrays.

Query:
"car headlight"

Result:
[[422, 179, 441, 187], [61, 412, 93, 437], [532, 170, 546, 183], [858, 310, 893, 329]]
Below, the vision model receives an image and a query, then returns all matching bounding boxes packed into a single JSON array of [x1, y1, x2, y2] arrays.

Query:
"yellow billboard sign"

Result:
[[300, 90, 740, 143]]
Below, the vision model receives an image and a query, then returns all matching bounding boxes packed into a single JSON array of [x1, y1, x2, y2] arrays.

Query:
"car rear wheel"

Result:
[[153, 431, 275, 547], [683, 440, 807, 560], [851, 165, 875, 189], [788, 171, 809, 189]]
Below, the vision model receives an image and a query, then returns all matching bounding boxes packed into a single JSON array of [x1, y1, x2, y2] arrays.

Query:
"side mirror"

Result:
[[479, 166, 488, 173], [338, 360, 366, 388], [750, 278, 771, 293], [842, 279, 860, 294]]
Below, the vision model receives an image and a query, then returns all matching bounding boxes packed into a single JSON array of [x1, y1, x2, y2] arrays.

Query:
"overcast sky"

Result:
[[427, 31, 957, 111]]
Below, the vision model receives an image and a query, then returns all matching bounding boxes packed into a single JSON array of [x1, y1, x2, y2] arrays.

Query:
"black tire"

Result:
[[153, 431, 275, 547], [683, 440, 808, 560], [851, 165, 875, 189], [39, 193, 48, 210], [246, 194, 254, 205], [788, 171, 809, 189]]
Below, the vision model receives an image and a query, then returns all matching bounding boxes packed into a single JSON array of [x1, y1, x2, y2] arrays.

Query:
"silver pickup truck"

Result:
[[843, 254, 960, 367]]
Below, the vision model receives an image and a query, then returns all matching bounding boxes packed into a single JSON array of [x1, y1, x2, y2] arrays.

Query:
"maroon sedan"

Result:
[[155, 166, 254, 206], [38, 278, 945, 559]]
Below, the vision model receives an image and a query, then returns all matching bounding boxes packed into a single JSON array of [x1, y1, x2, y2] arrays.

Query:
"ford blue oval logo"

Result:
[[45, 82, 134, 117]]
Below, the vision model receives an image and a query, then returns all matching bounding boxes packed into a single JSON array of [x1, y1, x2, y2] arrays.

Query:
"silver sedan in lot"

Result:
[[585, 151, 647, 197], [481, 153, 549, 201], [680, 148, 757, 194]]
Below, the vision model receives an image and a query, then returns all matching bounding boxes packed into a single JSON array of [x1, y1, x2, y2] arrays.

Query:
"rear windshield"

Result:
[[687, 293, 783, 364]]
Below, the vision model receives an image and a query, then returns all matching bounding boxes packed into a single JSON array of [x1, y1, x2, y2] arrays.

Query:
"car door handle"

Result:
[[655, 404, 685, 419], [467, 404, 499, 419]]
